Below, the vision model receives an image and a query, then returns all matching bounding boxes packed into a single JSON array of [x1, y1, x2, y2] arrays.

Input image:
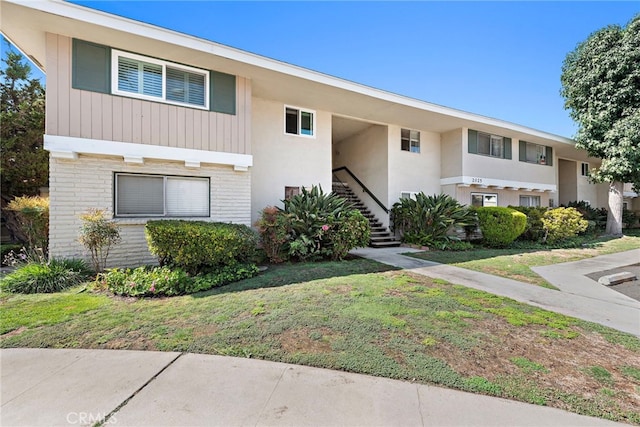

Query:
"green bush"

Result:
[[257, 185, 370, 262], [6, 196, 49, 255], [145, 220, 258, 275], [475, 207, 527, 247], [623, 207, 638, 229], [326, 210, 371, 260], [78, 209, 121, 272], [100, 263, 258, 297], [255, 206, 291, 263], [0, 258, 92, 293], [542, 207, 589, 243], [509, 206, 548, 242], [565, 201, 607, 230], [391, 193, 477, 247]]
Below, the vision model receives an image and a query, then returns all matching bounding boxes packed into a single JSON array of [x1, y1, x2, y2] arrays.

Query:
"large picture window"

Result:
[[112, 50, 209, 109], [115, 173, 209, 217]]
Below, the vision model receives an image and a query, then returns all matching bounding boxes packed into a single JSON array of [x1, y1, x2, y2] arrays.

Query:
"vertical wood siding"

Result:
[[46, 34, 252, 155]]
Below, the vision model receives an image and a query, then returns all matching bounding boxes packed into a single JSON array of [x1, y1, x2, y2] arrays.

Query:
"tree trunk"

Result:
[[605, 181, 624, 236]]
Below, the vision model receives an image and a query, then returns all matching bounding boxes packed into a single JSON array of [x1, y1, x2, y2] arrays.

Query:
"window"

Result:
[[400, 191, 418, 200], [478, 132, 504, 158], [285, 106, 315, 137], [115, 173, 209, 217], [581, 163, 589, 176], [285, 186, 300, 200], [468, 129, 512, 159], [471, 193, 498, 207], [519, 195, 541, 207], [520, 141, 551, 165], [401, 129, 420, 153], [112, 50, 209, 109]]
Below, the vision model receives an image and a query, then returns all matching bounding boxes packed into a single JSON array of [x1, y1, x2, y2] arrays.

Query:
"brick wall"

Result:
[[49, 155, 251, 268]]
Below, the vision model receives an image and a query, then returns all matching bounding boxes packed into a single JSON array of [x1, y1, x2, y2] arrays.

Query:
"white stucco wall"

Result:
[[251, 97, 332, 225], [387, 125, 442, 205], [440, 129, 462, 179]]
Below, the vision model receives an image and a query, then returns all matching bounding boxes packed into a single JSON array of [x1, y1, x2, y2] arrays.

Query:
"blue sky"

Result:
[[7, 1, 640, 138]]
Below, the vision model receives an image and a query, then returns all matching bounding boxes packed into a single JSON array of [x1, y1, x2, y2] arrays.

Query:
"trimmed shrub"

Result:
[[145, 220, 258, 275], [100, 263, 258, 297], [391, 193, 477, 247], [257, 185, 370, 263], [509, 206, 548, 242], [0, 258, 92, 293], [6, 196, 49, 255], [542, 207, 588, 243], [78, 209, 121, 272], [475, 207, 527, 247]]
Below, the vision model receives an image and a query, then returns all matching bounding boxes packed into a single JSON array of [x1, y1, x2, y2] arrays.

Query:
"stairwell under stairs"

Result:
[[332, 182, 401, 248]]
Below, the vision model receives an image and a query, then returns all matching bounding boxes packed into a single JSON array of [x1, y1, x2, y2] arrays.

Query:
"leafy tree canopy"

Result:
[[560, 14, 640, 190], [1, 48, 48, 198]]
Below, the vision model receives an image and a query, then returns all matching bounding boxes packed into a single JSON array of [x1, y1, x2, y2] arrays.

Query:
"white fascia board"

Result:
[[8, 0, 574, 145], [441, 176, 556, 192], [44, 135, 253, 169], [624, 191, 639, 198]]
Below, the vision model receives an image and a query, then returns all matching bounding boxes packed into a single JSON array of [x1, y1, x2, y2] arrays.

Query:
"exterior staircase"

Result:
[[332, 182, 401, 248]]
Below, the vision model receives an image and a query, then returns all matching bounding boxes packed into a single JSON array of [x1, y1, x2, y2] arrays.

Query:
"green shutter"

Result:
[[72, 39, 110, 93], [210, 71, 236, 115], [545, 146, 553, 166], [468, 129, 478, 154], [504, 137, 512, 159], [519, 140, 527, 162]]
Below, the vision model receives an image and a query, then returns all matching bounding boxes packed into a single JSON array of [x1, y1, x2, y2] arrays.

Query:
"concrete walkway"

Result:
[[0, 348, 623, 427], [351, 247, 640, 337]]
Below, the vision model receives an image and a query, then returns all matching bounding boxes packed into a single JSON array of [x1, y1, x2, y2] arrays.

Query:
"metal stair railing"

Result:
[[332, 166, 389, 214]]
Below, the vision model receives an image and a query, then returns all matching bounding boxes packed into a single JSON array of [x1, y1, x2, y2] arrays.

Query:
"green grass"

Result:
[[407, 234, 640, 288], [1, 258, 639, 424]]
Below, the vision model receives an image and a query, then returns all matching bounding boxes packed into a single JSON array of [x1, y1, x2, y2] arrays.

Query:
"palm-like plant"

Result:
[[391, 193, 476, 246]]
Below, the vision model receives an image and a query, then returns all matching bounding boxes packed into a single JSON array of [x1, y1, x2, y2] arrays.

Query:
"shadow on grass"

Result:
[[190, 256, 399, 298]]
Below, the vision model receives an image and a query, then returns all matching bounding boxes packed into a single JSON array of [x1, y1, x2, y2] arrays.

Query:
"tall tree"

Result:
[[1, 49, 48, 198], [560, 15, 640, 235]]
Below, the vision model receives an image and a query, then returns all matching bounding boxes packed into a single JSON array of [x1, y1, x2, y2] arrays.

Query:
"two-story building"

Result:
[[2, 0, 637, 266]]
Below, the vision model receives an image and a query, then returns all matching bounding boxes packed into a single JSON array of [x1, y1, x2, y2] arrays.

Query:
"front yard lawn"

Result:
[[1, 257, 639, 424], [407, 234, 640, 288]]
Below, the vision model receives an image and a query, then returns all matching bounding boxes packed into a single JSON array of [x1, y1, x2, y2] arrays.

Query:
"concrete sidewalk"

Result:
[[0, 349, 622, 427], [351, 247, 640, 337]]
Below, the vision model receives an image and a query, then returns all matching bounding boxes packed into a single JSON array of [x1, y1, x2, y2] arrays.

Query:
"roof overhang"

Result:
[[1, 0, 589, 152]]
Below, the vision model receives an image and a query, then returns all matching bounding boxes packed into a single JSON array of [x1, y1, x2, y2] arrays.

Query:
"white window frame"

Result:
[[519, 195, 541, 207], [477, 132, 505, 158], [400, 191, 419, 200], [471, 193, 498, 207], [111, 50, 210, 110], [581, 162, 589, 177], [114, 173, 210, 218], [401, 129, 420, 153], [284, 105, 316, 138]]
